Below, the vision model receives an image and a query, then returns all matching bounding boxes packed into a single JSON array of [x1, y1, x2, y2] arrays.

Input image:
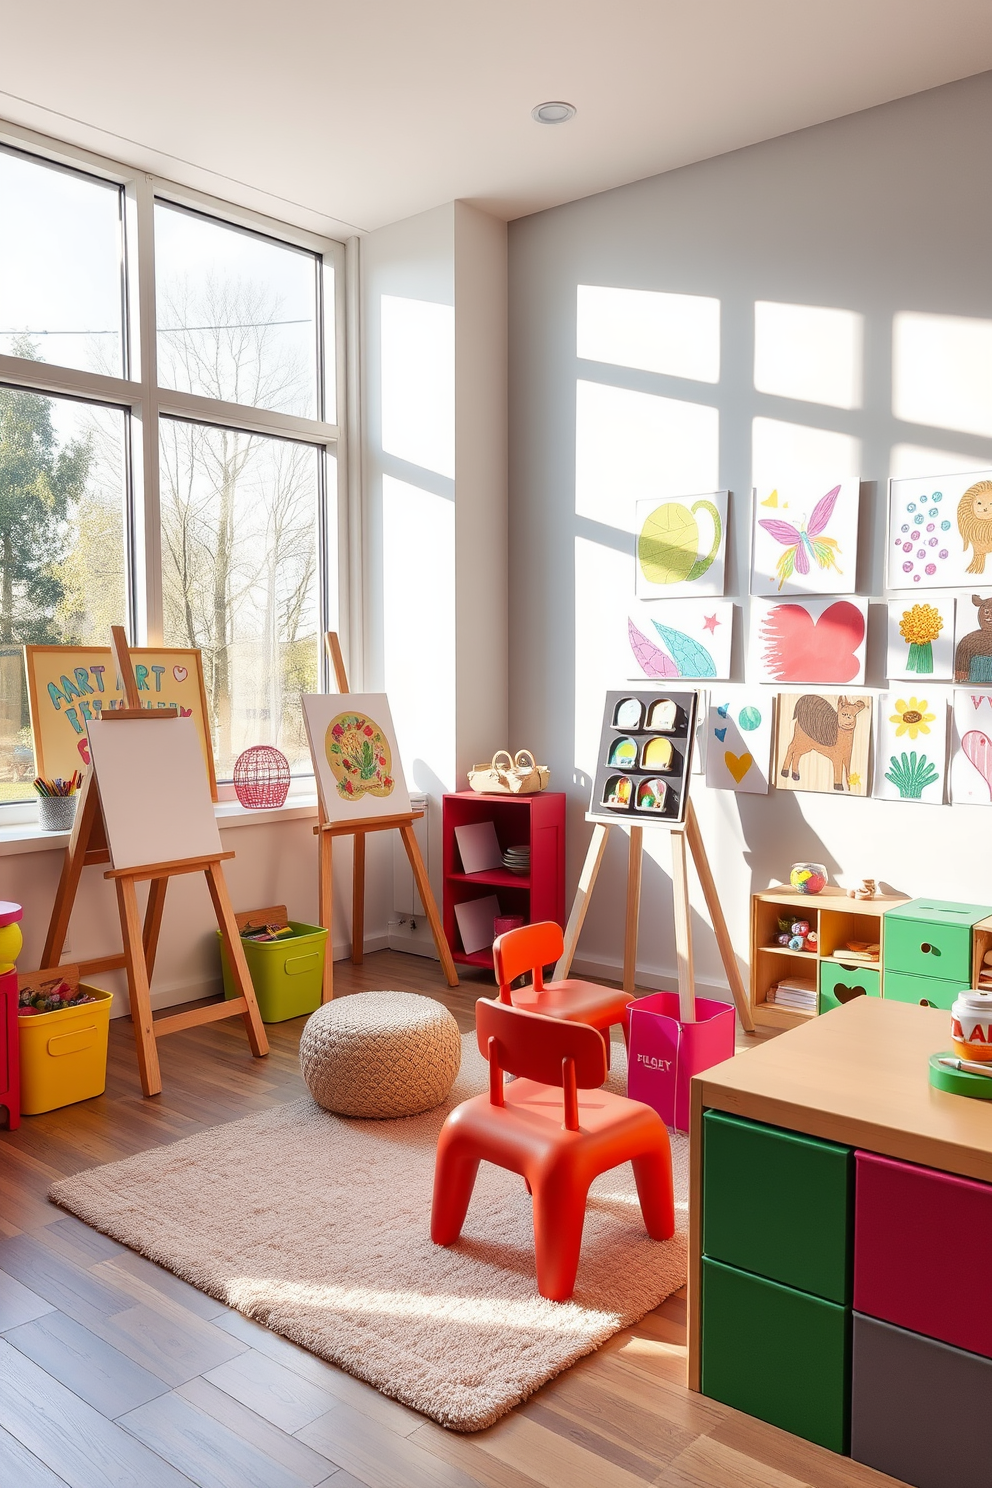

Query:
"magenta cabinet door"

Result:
[[854, 1150, 992, 1357]]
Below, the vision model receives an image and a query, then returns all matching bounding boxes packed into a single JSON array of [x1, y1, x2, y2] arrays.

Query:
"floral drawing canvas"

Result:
[[750, 596, 868, 685], [302, 692, 411, 823], [886, 599, 955, 681], [774, 692, 872, 797], [627, 600, 733, 681], [635, 492, 729, 599], [873, 692, 947, 805], [705, 689, 775, 794], [950, 691, 992, 806], [887, 470, 992, 590], [953, 594, 992, 684], [750, 479, 860, 596]]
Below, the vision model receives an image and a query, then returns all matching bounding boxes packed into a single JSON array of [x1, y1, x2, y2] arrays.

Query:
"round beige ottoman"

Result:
[[299, 991, 461, 1118]]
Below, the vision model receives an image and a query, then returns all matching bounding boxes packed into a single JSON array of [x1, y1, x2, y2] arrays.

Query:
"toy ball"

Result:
[[791, 920, 810, 937], [790, 862, 827, 895], [0, 901, 23, 967], [233, 745, 291, 809], [807, 930, 818, 948], [788, 935, 806, 951], [777, 933, 792, 947], [738, 705, 762, 732]]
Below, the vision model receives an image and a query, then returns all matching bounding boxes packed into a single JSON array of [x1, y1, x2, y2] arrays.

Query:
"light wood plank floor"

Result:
[[0, 951, 901, 1487]]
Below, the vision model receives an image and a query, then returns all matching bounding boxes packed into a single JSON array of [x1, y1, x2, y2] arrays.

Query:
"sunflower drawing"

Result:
[[898, 604, 943, 675], [890, 698, 935, 740]]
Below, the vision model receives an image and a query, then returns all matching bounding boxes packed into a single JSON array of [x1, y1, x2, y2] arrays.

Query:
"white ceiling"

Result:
[[2, 1, 991, 239]]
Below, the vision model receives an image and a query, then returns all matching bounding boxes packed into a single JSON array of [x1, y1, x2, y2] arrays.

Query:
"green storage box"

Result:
[[819, 962, 880, 1015], [219, 921, 327, 1023], [701, 1257, 850, 1453], [703, 1110, 853, 1303], [882, 968, 962, 1010], [883, 899, 990, 984]]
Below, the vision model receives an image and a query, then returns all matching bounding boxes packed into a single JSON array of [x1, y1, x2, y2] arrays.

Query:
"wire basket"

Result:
[[233, 746, 291, 809]]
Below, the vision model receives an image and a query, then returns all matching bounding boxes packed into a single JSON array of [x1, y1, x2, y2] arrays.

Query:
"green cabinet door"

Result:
[[883, 899, 989, 983], [819, 962, 880, 1014], [883, 968, 963, 1010], [703, 1111, 853, 1303], [702, 1258, 850, 1453]]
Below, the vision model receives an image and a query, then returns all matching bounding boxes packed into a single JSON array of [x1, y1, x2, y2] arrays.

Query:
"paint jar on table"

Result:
[[951, 989, 992, 1063]]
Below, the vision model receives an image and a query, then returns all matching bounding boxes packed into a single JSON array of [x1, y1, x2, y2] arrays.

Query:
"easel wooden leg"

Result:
[[554, 823, 609, 981], [624, 826, 643, 996], [42, 774, 101, 967], [319, 829, 334, 1002], [115, 876, 162, 1098], [685, 800, 754, 1032], [352, 832, 365, 966], [142, 878, 169, 984], [671, 829, 695, 1023], [205, 862, 268, 1058], [399, 823, 459, 988]]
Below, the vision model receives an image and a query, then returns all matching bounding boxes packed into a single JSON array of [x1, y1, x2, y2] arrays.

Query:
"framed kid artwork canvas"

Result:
[[750, 479, 860, 596], [627, 600, 733, 681], [774, 692, 872, 797], [704, 689, 775, 795], [873, 691, 948, 805], [887, 470, 992, 590], [950, 691, 992, 805], [886, 598, 955, 681], [635, 492, 729, 599], [750, 597, 868, 685], [953, 594, 992, 684], [302, 693, 411, 824]]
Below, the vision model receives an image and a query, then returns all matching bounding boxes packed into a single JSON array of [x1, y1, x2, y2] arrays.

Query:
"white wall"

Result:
[[507, 70, 992, 998]]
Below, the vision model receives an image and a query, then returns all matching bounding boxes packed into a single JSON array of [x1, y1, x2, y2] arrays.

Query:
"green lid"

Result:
[[889, 898, 992, 927], [928, 1052, 992, 1099]]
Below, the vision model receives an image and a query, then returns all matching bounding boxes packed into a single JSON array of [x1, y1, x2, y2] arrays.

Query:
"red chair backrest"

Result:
[[492, 921, 563, 1002], [476, 998, 607, 1089]]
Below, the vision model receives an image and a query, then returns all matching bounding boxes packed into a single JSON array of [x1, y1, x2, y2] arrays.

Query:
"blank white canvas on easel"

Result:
[[86, 716, 222, 870]]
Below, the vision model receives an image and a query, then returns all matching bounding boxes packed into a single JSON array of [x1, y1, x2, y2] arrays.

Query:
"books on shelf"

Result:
[[766, 975, 817, 1011]]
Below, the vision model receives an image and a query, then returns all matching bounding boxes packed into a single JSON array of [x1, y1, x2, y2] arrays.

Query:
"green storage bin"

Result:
[[703, 1110, 853, 1303], [219, 921, 327, 1023], [819, 962, 880, 1014], [883, 899, 989, 983], [701, 1257, 850, 1453], [882, 968, 962, 1010]]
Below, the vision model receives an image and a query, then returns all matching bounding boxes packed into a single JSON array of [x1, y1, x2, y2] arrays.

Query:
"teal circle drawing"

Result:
[[738, 706, 762, 732]]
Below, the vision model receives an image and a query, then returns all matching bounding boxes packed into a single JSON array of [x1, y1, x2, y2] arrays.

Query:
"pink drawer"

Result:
[[855, 1151, 992, 1357]]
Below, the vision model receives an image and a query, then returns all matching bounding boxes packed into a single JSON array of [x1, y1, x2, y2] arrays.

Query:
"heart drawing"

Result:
[[173, 666, 188, 683], [962, 730, 992, 800], [760, 600, 865, 683], [725, 751, 753, 784]]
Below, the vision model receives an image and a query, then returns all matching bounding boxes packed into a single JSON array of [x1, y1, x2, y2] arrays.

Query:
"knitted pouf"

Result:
[[299, 991, 461, 1118]]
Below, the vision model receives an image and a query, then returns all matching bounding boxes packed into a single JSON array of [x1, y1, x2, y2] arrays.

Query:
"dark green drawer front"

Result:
[[884, 910, 975, 982], [703, 1110, 853, 1303], [819, 962, 880, 1014], [702, 1258, 850, 1454], [882, 968, 963, 1010]]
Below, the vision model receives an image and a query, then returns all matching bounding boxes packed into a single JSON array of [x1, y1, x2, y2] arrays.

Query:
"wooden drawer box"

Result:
[[702, 1258, 850, 1453], [703, 1110, 852, 1303], [851, 1313, 992, 1488], [882, 899, 986, 983], [882, 968, 961, 1009], [818, 962, 880, 1014], [855, 1150, 992, 1357]]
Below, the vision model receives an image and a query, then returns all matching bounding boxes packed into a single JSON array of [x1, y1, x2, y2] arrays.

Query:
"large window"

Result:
[[0, 134, 343, 804]]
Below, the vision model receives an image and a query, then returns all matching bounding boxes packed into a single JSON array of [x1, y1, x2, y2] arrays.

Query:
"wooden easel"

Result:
[[554, 800, 754, 1032], [41, 626, 269, 1097], [316, 634, 458, 999]]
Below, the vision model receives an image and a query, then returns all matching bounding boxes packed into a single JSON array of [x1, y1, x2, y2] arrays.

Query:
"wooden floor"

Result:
[[0, 950, 899, 1488]]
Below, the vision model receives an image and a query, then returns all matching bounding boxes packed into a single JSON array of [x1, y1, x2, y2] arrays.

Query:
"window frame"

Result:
[[0, 118, 351, 805]]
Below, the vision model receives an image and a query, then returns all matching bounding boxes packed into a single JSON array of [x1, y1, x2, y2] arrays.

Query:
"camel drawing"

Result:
[[781, 694, 867, 791], [954, 595, 992, 683]]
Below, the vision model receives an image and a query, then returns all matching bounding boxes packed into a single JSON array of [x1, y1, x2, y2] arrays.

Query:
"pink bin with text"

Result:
[[627, 992, 736, 1132]]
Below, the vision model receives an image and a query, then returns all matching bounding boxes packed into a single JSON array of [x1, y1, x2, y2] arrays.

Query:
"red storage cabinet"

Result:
[[0, 965, 20, 1130], [854, 1150, 992, 1358]]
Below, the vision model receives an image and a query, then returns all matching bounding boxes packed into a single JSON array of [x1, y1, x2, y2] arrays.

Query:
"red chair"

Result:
[[431, 999, 675, 1301], [492, 921, 634, 1054]]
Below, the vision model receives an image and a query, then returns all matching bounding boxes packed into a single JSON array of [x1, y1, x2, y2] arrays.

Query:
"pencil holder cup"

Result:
[[38, 795, 78, 833]]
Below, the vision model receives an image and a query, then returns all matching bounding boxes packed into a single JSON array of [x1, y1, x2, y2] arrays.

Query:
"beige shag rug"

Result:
[[49, 1036, 688, 1431]]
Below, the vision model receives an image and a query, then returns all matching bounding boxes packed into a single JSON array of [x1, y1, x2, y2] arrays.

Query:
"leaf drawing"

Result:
[[650, 621, 717, 678], [758, 484, 843, 590], [884, 751, 939, 800], [627, 618, 679, 678]]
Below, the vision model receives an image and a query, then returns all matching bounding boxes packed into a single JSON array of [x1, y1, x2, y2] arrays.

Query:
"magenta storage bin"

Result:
[[627, 992, 736, 1131]]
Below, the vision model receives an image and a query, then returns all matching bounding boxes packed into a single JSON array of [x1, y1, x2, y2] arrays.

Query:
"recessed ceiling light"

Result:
[[531, 101, 576, 125]]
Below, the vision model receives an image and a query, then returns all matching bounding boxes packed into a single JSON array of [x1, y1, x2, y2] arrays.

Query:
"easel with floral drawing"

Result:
[[315, 633, 458, 1000]]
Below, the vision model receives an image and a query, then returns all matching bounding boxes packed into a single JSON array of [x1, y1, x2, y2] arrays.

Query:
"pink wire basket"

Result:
[[233, 746, 291, 809]]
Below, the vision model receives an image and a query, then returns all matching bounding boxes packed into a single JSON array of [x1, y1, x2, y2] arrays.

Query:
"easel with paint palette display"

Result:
[[557, 689, 753, 1030]]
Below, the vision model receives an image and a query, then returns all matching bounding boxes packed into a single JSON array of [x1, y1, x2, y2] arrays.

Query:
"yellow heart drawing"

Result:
[[725, 750, 753, 784]]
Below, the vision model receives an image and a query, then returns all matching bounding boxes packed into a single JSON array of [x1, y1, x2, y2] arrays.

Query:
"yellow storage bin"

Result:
[[18, 984, 113, 1115]]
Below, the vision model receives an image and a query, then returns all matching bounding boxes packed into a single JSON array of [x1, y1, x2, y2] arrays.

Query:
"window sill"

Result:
[[0, 793, 320, 857]]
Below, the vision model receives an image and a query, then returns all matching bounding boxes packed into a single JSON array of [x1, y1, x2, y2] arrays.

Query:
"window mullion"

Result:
[[129, 173, 164, 646]]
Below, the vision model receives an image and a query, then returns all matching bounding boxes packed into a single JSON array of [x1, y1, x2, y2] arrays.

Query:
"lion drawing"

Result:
[[957, 479, 992, 575]]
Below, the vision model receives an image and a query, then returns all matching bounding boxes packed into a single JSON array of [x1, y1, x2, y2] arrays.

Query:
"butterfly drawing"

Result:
[[758, 485, 842, 591]]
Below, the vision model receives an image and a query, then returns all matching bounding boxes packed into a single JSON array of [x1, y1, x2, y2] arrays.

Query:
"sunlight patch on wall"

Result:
[[577, 286, 720, 383], [754, 301, 863, 410], [382, 475, 455, 790], [893, 311, 992, 439], [576, 381, 719, 526], [889, 443, 990, 479], [574, 535, 629, 772], [752, 417, 860, 489], [380, 295, 455, 478]]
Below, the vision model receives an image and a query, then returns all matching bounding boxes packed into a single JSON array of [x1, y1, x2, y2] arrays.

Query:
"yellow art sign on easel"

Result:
[[24, 645, 218, 799]]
